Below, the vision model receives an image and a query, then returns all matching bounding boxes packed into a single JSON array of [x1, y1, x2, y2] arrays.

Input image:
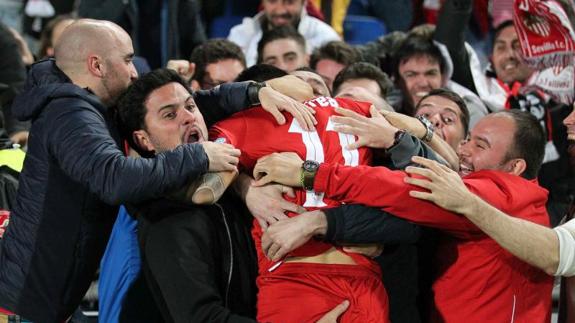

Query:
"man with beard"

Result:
[[228, 0, 340, 66], [434, 0, 574, 225], [0, 19, 316, 322], [255, 110, 554, 322]]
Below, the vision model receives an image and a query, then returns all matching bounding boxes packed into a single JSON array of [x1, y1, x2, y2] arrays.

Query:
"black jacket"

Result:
[[0, 60, 253, 322], [136, 193, 258, 323]]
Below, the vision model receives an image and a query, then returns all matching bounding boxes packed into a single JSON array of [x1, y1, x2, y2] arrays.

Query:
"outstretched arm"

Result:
[[405, 156, 567, 276]]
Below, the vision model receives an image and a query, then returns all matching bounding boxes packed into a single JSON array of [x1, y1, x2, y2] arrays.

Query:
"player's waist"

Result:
[[285, 247, 357, 265]]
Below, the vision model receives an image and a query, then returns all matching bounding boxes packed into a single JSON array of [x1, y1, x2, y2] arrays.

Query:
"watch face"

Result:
[[303, 160, 319, 172]]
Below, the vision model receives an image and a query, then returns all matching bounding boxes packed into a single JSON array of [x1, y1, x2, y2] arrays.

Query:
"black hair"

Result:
[[310, 41, 361, 69], [234, 63, 288, 82], [116, 69, 192, 157], [393, 34, 447, 80], [332, 62, 393, 99], [496, 110, 546, 180], [190, 38, 246, 85]]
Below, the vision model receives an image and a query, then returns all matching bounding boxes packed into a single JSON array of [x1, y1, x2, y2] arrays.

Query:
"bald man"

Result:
[[0, 19, 313, 322]]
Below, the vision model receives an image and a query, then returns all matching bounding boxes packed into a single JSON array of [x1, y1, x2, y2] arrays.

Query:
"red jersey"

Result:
[[313, 164, 554, 323], [209, 97, 376, 274]]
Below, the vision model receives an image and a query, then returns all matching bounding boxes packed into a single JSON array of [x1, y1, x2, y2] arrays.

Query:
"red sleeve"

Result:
[[313, 163, 516, 239]]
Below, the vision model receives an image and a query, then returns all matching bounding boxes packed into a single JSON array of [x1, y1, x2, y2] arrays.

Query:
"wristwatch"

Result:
[[301, 160, 320, 191], [416, 115, 435, 142], [247, 81, 267, 106]]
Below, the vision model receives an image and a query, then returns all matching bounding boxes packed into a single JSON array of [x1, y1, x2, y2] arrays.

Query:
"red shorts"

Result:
[[257, 262, 389, 323]]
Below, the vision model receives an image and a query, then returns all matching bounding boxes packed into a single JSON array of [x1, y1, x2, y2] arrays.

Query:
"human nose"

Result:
[[428, 112, 443, 128], [129, 62, 138, 80]]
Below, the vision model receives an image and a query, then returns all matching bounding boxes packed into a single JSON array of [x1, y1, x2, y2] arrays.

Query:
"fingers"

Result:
[[257, 218, 269, 231], [405, 165, 435, 180], [278, 199, 302, 215], [316, 300, 350, 323], [334, 106, 363, 120], [404, 176, 433, 190], [292, 102, 317, 131], [369, 105, 382, 118], [411, 156, 443, 173], [408, 190, 434, 201], [268, 107, 287, 125], [331, 115, 365, 129], [283, 186, 296, 198], [252, 174, 273, 187]]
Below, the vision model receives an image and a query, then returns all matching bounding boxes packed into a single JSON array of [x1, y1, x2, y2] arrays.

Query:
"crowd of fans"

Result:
[[0, 0, 574, 322]]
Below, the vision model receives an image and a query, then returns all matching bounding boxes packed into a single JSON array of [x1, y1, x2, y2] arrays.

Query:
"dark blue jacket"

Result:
[[0, 60, 251, 322]]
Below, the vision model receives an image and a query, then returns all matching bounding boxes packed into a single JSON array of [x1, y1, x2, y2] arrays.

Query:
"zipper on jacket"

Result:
[[215, 203, 233, 308]]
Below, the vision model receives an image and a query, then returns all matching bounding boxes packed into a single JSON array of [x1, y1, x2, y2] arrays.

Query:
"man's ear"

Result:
[[506, 158, 527, 177], [87, 54, 105, 78], [132, 130, 155, 154]]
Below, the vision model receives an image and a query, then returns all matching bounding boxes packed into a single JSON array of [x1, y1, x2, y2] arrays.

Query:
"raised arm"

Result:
[[434, 0, 478, 93]]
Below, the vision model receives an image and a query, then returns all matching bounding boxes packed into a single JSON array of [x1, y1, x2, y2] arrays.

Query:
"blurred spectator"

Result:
[[434, 0, 575, 226], [228, 0, 340, 66], [309, 0, 351, 36], [189, 39, 246, 90], [257, 25, 309, 72], [393, 34, 487, 126], [37, 14, 75, 58], [332, 62, 393, 112], [78, 0, 207, 69], [0, 22, 30, 147], [310, 40, 361, 91], [0, 0, 23, 32]]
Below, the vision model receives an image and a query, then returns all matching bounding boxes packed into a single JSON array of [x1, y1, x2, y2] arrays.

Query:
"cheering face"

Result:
[[565, 104, 575, 141], [133, 82, 208, 154], [415, 95, 466, 151], [262, 0, 304, 27], [457, 114, 517, 177], [398, 55, 443, 108], [492, 25, 533, 84]]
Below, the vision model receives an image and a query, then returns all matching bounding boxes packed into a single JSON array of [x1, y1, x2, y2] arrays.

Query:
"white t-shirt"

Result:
[[555, 218, 575, 276]]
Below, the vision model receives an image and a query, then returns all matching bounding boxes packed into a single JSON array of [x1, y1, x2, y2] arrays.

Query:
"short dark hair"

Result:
[[393, 34, 447, 80], [493, 20, 515, 46], [310, 41, 361, 69], [332, 62, 393, 98], [190, 39, 246, 85], [415, 88, 470, 136], [116, 69, 192, 157], [496, 110, 546, 180], [235, 63, 288, 82], [257, 25, 306, 64]]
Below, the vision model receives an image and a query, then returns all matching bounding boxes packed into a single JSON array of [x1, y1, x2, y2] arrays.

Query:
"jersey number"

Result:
[[289, 117, 359, 207]]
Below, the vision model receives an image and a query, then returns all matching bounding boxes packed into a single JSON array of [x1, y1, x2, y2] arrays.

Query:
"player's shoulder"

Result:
[[303, 96, 371, 117]]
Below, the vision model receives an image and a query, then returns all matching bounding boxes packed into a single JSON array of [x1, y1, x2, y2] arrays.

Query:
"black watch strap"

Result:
[[247, 82, 267, 106], [301, 160, 320, 191]]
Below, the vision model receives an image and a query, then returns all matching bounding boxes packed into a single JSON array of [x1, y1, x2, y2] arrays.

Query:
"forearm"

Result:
[[387, 134, 447, 169], [324, 204, 421, 244], [434, 0, 477, 93], [461, 194, 560, 275], [313, 163, 479, 235]]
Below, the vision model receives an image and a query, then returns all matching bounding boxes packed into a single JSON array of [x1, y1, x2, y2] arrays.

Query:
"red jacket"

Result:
[[314, 164, 553, 323]]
